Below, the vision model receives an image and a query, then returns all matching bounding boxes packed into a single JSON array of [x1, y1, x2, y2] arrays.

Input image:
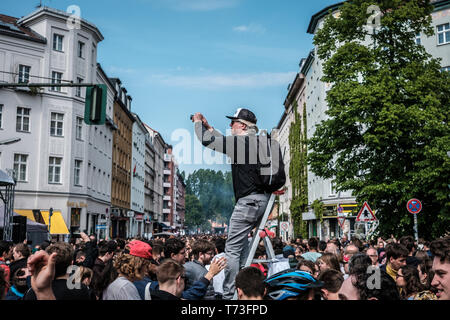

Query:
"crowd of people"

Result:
[[0, 231, 449, 301]]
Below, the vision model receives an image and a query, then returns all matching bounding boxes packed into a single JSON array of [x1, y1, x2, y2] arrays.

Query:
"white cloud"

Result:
[[148, 71, 296, 89], [233, 23, 266, 34]]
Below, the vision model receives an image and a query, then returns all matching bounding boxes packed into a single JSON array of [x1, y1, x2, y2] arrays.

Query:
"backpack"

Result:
[[257, 132, 286, 193]]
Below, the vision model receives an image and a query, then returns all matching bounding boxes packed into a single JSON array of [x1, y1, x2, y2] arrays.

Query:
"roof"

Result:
[[0, 14, 46, 43], [307, 2, 344, 34], [17, 6, 103, 42], [0, 169, 15, 186], [300, 49, 315, 75], [307, 0, 450, 34]]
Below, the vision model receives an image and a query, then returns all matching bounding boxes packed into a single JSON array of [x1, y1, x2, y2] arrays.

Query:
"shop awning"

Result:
[[15, 209, 69, 234], [40, 210, 70, 234], [14, 209, 36, 221]]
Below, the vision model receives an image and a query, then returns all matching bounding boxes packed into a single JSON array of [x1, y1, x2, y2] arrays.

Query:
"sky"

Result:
[[1, 0, 339, 175]]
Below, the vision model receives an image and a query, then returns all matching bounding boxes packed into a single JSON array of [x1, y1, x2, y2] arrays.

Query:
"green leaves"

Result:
[[307, 0, 450, 239], [184, 169, 234, 232]]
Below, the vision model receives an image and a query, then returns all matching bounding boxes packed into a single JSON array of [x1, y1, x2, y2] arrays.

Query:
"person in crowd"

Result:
[[102, 240, 151, 300], [430, 236, 450, 300], [340, 235, 350, 247], [74, 250, 87, 266], [396, 265, 436, 300], [210, 237, 226, 299], [184, 238, 216, 299], [399, 235, 420, 266], [415, 250, 435, 289], [338, 269, 400, 300], [325, 242, 340, 256], [318, 269, 344, 300], [264, 269, 323, 300], [319, 240, 327, 253], [155, 237, 227, 300], [150, 242, 164, 266], [317, 252, 341, 274], [301, 237, 322, 263], [0, 240, 12, 291], [150, 259, 185, 300], [192, 109, 280, 300], [342, 244, 359, 276], [0, 268, 7, 300], [77, 266, 93, 287], [92, 240, 116, 278], [366, 247, 379, 266], [24, 242, 95, 300], [235, 267, 266, 300], [381, 243, 408, 282], [5, 267, 28, 300], [250, 245, 268, 277], [9, 243, 31, 283], [296, 258, 316, 275]]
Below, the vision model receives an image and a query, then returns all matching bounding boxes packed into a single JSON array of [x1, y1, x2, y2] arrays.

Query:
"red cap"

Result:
[[128, 240, 152, 259]]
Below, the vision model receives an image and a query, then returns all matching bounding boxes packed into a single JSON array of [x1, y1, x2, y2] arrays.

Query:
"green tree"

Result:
[[308, 0, 450, 239], [184, 194, 205, 231], [185, 169, 234, 229]]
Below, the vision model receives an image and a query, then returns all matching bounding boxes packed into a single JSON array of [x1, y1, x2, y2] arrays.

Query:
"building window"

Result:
[[48, 157, 62, 184], [50, 112, 64, 136], [415, 32, 421, 45], [77, 41, 85, 58], [74, 160, 82, 186], [53, 34, 64, 51], [76, 117, 83, 140], [437, 23, 450, 45], [76, 77, 83, 97], [13, 154, 28, 182], [18, 65, 31, 83], [0, 104, 2, 128], [330, 180, 336, 197], [16, 107, 30, 132], [51, 71, 63, 92]]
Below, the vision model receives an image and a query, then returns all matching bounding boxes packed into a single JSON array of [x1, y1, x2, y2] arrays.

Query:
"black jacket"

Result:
[[195, 122, 270, 201]]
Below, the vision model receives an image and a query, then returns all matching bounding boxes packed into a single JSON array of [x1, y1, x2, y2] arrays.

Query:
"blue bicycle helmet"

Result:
[[264, 269, 323, 300]]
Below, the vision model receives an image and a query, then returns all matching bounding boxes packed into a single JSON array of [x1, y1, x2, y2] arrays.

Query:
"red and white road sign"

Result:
[[337, 217, 345, 228], [407, 198, 422, 215], [356, 201, 376, 222]]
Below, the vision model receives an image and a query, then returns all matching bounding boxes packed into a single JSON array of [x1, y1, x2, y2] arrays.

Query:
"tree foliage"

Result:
[[308, 0, 450, 239], [184, 169, 234, 232]]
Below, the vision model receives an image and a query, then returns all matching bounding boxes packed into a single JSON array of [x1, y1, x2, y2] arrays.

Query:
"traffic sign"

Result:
[[407, 199, 422, 215], [337, 205, 344, 214], [337, 217, 345, 228], [356, 202, 376, 222], [280, 222, 289, 232]]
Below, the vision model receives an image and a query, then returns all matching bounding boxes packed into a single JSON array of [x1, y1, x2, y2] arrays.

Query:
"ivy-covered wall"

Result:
[[289, 102, 309, 238]]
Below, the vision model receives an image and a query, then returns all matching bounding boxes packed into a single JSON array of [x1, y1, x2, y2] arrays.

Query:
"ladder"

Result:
[[232, 193, 278, 300], [243, 193, 278, 267]]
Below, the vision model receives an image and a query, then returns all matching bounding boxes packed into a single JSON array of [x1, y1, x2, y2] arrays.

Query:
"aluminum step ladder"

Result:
[[232, 193, 279, 300]]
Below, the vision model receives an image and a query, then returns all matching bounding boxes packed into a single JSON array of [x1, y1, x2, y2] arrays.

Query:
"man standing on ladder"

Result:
[[192, 108, 286, 300]]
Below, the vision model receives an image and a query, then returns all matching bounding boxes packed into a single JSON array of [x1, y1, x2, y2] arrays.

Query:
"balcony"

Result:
[[163, 182, 171, 188], [163, 169, 171, 175], [163, 208, 170, 214], [163, 195, 171, 201], [164, 154, 171, 162]]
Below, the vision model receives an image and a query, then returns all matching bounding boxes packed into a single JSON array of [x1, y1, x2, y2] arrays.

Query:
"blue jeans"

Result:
[[222, 193, 270, 300]]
